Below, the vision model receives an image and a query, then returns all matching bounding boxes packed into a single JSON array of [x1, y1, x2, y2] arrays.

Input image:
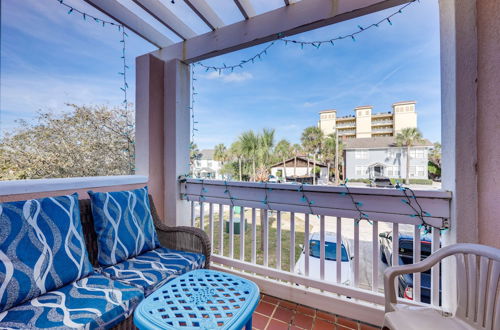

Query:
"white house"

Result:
[[192, 149, 223, 179], [270, 156, 329, 183], [343, 136, 433, 180]]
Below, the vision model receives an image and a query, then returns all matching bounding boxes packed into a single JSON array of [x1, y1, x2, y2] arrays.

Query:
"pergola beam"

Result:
[[184, 0, 225, 31], [233, 0, 256, 20], [154, 0, 410, 63], [132, 0, 197, 40], [83, 0, 173, 48]]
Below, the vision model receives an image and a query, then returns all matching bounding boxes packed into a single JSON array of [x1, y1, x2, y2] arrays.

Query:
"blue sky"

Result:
[[1, 0, 441, 148]]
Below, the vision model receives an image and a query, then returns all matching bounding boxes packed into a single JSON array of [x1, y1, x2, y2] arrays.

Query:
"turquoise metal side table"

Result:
[[134, 269, 260, 329]]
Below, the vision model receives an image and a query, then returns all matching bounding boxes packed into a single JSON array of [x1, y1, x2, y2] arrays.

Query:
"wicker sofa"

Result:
[[81, 195, 211, 329], [0, 193, 210, 329]]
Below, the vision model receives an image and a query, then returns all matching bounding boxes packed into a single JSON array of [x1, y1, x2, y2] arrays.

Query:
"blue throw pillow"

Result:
[[0, 193, 93, 313], [88, 187, 160, 267]]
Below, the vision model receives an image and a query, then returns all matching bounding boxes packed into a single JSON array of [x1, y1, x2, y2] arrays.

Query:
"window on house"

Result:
[[416, 166, 425, 177], [355, 150, 368, 159], [387, 166, 399, 177], [355, 166, 367, 176]]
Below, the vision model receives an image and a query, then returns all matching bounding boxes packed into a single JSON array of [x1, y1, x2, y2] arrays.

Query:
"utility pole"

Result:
[[335, 128, 339, 185]]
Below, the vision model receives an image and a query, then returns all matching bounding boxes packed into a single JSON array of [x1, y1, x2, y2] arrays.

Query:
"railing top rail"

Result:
[[180, 178, 451, 228], [181, 178, 451, 199]]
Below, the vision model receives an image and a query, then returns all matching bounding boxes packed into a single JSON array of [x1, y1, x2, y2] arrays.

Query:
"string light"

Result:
[[194, 0, 417, 73], [395, 182, 446, 234], [341, 179, 371, 225], [190, 65, 198, 143], [194, 41, 277, 74], [54, 0, 129, 110]]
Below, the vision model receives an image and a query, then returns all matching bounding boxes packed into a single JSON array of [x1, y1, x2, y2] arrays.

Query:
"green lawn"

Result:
[[195, 210, 308, 272]]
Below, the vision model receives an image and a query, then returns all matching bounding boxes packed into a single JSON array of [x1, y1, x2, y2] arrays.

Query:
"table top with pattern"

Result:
[[134, 269, 260, 329]]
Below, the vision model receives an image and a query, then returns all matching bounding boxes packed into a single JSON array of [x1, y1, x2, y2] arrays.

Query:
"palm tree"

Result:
[[322, 135, 336, 183], [229, 141, 244, 181], [239, 130, 259, 181], [189, 142, 202, 177], [301, 126, 324, 184], [275, 139, 291, 181], [258, 128, 275, 170], [214, 143, 228, 179], [214, 144, 228, 164], [292, 144, 302, 178], [396, 127, 424, 184]]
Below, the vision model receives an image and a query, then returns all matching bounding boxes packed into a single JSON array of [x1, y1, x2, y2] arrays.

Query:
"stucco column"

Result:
[[439, 0, 478, 314], [136, 54, 166, 219], [476, 0, 500, 250], [164, 59, 191, 227]]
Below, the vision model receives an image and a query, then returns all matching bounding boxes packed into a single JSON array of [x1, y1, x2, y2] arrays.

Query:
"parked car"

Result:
[[370, 177, 393, 188], [379, 231, 440, 303], [295, 232, 353, 285], [268, 175, 279, 183]]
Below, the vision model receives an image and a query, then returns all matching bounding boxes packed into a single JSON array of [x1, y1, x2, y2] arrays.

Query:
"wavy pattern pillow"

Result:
[[0, 193, 93, 313], [88, 187, 160, 267]]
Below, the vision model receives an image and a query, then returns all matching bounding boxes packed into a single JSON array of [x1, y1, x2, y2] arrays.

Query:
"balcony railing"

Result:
[[179, 179, 451, 324]]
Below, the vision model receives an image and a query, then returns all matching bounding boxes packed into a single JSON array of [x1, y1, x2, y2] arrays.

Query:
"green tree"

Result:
[[396, 127, 424, 184], [214, 143, 228, 165], [0, 104, 134, 180], [301, 126, 324, 184], [274, 139, 291, 181], [229, 141, 244, 181], [428, 142, 441, 180], [258, 128, 275, 170], [214, 143, 228, 179], [322, 134, 343, 184], [291, 143, 302, 178], [239, 130, 259, 181]]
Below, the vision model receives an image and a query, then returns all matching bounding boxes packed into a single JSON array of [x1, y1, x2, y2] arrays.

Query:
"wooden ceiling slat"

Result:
[[133, 0, 197, 40], [83, 0, 173, 47], [184, 0, 225, 31], [233, 0, 256, 20]]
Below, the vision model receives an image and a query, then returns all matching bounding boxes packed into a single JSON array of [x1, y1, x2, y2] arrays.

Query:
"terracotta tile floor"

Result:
[[251, 295, 380, 330]]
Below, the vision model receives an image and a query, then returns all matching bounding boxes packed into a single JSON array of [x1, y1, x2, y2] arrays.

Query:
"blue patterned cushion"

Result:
[[88, 187, 160, 267], [0, 273, 144, 329], [0, 194, 93, 313], [101, 247, 206, 296]]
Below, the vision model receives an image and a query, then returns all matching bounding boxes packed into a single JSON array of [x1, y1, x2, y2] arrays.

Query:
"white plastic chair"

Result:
[[383, 243, 500, 330]]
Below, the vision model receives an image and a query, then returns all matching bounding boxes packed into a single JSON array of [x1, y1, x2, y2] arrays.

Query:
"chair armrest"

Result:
[[384, 249, 446, 313], [155, 222, 211, 269]]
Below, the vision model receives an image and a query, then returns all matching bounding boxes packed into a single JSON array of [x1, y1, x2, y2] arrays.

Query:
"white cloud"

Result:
[[203, 71, 253, 83]]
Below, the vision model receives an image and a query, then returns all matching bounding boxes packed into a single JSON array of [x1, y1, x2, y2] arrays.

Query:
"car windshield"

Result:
[[309, 240, 349, 262]]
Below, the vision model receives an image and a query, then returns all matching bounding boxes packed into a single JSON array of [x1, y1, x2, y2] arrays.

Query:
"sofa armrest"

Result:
[[155, 222, 211, 268]]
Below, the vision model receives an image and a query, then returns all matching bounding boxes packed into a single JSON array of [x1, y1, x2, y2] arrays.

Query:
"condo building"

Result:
[[318, 101, 417, 138]]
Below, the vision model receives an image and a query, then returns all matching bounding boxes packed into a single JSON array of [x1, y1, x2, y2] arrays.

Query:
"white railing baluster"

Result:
[[320, 215, 325, 281], [251, 208, 256, 264], [209, 203, 214, 251], [190, 201, 195, 227], [263, 209, 269, 267], [219, 204, 224, 256], [240, 207, 245, 261], [413, 225, 421, 302], [229, 205, 234, 259], [199, 201, 205, 230], [304, 213, 310, 277], [290, 212, 295, 273], [336, 217, 342, 284], [392, 223, 400, 295], [372, 220, 379, 292], [276, 211, 282, 270], [354, 220, 360, 287], [431, 228, 440, 306]]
